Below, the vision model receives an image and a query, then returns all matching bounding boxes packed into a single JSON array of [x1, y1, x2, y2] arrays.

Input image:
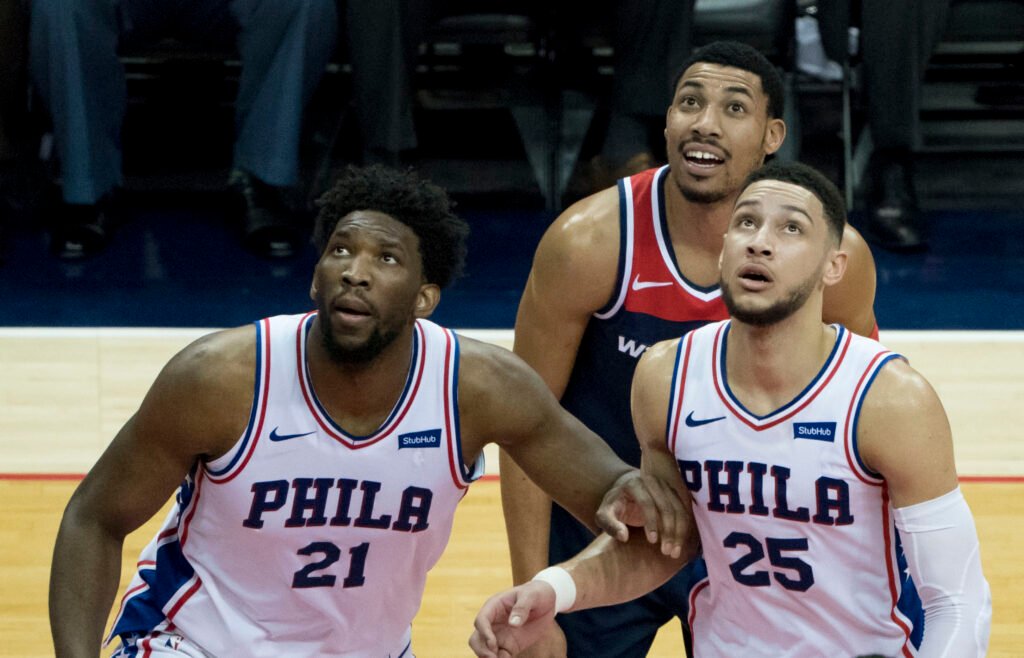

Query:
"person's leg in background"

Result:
[[29, 0, 134, 258], [0, 0, 29, 261], [345, 0, 425, 167], [860, 0, 951, 252], [568, 0, 695, 198], [229, 0, 338, 258], [603, 0, 694, 176]]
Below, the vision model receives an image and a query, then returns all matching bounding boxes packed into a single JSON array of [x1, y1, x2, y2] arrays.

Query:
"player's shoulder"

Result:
[[160, 324, 257, 395], [541, 187, 621, 259], [861, 355, 940, 419], [453, 333, 524, 382]]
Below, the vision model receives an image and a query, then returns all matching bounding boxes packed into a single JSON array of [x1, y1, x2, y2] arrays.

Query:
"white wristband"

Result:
[[531, 566, 577, 613]]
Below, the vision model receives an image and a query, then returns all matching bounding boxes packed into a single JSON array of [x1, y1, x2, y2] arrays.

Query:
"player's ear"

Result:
[[822, 249, 848, 288], [415, 284, 441, 318], [763, 118, 786, 156]]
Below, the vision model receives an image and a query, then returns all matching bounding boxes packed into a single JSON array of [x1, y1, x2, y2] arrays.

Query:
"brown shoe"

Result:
[[564, 151, 661, 205], [610, 151, 659, 180]]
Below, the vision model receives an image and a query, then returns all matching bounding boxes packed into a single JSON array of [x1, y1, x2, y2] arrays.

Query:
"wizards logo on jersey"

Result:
[[398, 429, 442, 449], [792, 422, 837, 442]]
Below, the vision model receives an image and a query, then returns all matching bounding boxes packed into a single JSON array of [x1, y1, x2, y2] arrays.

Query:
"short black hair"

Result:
[[742, 161, 847, 244], [674, 41, 785, 119], [313, 165, 469, 288]]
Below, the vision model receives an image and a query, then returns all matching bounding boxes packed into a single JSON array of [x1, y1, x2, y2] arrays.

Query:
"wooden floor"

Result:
[[2, 329, 1023, 656]]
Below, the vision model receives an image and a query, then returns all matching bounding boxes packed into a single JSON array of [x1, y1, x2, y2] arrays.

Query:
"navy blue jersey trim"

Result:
[[594, 177, 630, 317], [449, 333, 475, 482], [303, 317, 420, 442], [851, 352, 901, 479], [665, 336, 686, 451], [656, 168, 719, 295], [207, 320, 264, 476], [720, 324, 847, 421]]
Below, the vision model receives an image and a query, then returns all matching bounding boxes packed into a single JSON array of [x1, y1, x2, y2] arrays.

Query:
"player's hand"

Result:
[[517, 623, 567, 658], [469, 582, 559, 657], [595, 469, 690, 558]]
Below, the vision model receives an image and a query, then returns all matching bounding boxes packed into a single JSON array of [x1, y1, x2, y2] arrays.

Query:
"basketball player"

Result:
[[49, 166, 688, 657], [471, 161, 991, 657], [501, 41, 879, 657]]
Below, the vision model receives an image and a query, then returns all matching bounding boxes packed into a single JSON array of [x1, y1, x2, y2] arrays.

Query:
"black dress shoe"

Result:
[[230, 170, 302, 259], [50, 193, 117, 260], [864, 153, 927, 253]]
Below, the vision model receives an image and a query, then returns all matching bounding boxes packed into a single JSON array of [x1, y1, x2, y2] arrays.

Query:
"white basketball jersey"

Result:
[[667, 320, 923, 658], [109, 313, 484, 657]]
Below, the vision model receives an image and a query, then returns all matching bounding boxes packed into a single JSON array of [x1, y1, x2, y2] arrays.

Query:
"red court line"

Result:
[[0, 473, 86, 481], [1, 472, 1019, 484], [958, 475, 1024, 484]]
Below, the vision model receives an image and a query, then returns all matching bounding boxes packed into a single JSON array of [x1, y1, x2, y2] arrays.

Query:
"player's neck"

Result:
[[663, 178, 737, 248], [306, 324, 417, 434], [724, 311, 836, 415]]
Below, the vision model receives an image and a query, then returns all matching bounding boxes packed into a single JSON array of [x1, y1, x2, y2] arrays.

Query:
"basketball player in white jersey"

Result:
[[470, 161, 991, 657], [49, 165, 689, 658]]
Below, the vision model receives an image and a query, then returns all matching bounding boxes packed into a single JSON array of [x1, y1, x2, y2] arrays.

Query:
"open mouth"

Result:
[[738, 265, 772, 286], [334, 297, 373, 318], [684, 148, 725, 168]]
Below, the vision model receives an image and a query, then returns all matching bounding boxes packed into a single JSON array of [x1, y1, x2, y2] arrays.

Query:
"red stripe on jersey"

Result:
[[207, 316, 273, 484], [713, 324, 852, 431], [843, 351, 891, 486], [442, 330, 467, 489], [298, 318, 428, 449], [880, 485, 915, 654], [179, 467, 206, 548], [621, 168, 728, 322], [166, 576, 203, 622], [112, 581, 150, 633], [687, 578, 710, 633], [668, 334, 694, 455]]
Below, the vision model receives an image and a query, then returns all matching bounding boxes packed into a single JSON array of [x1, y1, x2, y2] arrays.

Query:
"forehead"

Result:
[[331, 209, 418, 247], [735, 180, 823, 219], [676, 62, 765, 99]]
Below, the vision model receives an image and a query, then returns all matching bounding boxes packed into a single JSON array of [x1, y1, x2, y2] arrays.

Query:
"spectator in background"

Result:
[[343, 1, 427, 169], [859, 0, 952, 252], [30, 0, 337, 259], [0, 0, 29, 261], [565, 1, 696, 200]]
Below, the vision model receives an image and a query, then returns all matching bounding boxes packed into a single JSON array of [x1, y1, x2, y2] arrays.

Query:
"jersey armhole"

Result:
[[594, 178, 633, 320], [204, 318, 271, 482]]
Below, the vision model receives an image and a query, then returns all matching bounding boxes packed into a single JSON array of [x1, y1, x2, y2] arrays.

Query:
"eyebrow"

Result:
[[679, 80, 755, 100], [734, 199, 815, 223], [332, 227, 410, 250]]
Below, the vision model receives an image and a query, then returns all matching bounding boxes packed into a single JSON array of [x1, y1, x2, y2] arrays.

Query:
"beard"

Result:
[[677, 178, 733, 204], [721, 272, 819, 327], [316, 305, 404, 365]]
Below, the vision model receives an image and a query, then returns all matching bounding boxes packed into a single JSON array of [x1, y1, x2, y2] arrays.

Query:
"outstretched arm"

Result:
[[469, 340, 699, 657], [459, 337, 686, 552], [858, 358, 990, 656], [49, 327, 254, 656], [500, 191, 621, 589]]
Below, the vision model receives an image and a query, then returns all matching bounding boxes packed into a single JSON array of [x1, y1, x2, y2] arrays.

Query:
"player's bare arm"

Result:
[[822, 224, 878, 337], [50, 326, 257, 655], [857, 358, 991, 656], [469, 340, 696, 658], [459, 336, 685, 547], [501, 187, 621, 590], [856, 358, 958, 506]]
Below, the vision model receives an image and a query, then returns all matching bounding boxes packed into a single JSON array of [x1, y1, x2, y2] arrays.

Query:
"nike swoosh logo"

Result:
[[631, 275, 674, 291], [684, 411, 726, 427], [269, 428, 317, 442]]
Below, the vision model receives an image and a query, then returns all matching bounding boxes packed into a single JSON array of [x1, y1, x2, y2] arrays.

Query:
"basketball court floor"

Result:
[[2, 193, 1023, 654]]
